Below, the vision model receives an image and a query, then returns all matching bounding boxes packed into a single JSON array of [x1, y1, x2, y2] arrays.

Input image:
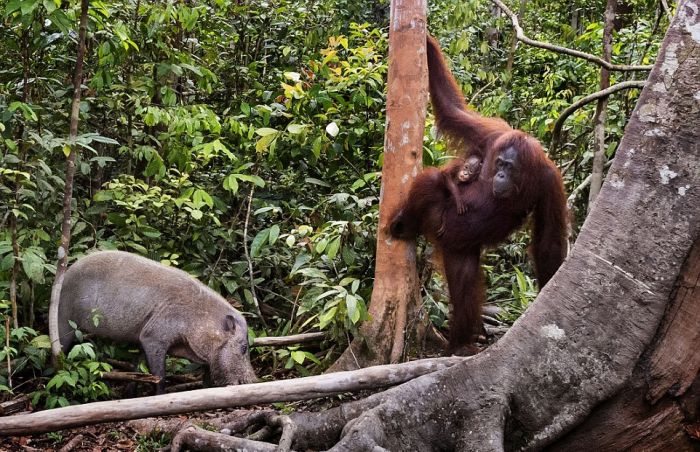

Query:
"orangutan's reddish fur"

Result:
[[389, 35, 569, 351]]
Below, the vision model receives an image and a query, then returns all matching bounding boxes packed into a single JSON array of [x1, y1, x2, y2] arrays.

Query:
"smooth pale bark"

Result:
[[330, 0, 428, 371], [587, 0, 617, 210], [0, 357, 465, 435], [287, 3, 700, 450]]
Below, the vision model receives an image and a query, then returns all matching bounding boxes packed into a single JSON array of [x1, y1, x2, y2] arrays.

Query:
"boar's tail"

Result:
[[49, 273, 65, 362]]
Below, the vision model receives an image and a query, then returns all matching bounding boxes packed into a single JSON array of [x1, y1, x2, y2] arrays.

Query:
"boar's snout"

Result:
[[209, 316, 257, 386], [211, 357, 257, 386]]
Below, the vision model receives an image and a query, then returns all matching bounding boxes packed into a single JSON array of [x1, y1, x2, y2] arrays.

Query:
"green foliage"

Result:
[[0, 302, 50, 393], [135, 429, 171, 451], [0, 0, 666, 395], [31, 342, 112, 409]]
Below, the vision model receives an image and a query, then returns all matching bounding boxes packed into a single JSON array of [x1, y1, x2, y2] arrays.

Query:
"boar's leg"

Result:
[[139, 331, 172, 394]]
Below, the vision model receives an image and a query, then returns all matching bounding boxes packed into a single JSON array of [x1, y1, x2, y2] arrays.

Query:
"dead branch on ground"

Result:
[[0, 356, 466, 435]]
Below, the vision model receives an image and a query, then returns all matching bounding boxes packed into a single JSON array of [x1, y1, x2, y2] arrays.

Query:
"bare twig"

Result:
[[58, 434, 84, 452], [567, 160, 613, 208], [568, 173, 592, 209], [550, 80, 646, 152], [660, 0, 674, 21], [104, 358, 134, 371], [4, 317, 11, 388], [491, 0, 653, 72], [0, 211, 9, 232]]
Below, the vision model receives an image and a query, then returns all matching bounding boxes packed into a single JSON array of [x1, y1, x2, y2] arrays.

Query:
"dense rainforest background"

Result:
[[0, 0, 666, 412]]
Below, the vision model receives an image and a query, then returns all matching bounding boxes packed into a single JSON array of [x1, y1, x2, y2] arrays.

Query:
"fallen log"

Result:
[[0, 356, 466, 436], [252, 332, 326, 347]]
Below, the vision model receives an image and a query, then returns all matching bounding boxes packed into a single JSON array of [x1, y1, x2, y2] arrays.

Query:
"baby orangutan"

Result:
[[449, 155, 482, 214], [437, 155, 482, 237]]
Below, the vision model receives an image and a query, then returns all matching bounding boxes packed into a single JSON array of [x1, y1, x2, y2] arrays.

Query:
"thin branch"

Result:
[[587, 0, 617, 212], [4, 317, 11, 389], [550, 80, 646, 152], [660, 0, 674, 21], [568, 174, 592, 209], [0, 211, 9, 232], [491, 0, 654, 72], [252, 332, 326, 347], [101, 371, 162, 385], [242, 185, 266, 328], [567, 160, 613, 208], [50, 0, 89, 362]]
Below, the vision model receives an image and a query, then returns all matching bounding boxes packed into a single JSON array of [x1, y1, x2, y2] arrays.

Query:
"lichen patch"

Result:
[[541, 324, 566, 340], [659, 165, 678, 185]]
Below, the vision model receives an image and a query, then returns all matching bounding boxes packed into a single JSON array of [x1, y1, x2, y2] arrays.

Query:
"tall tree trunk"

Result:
[[329, 0, 428, 371], [49, 0, 90, 361], [587, 0, 617, 211]]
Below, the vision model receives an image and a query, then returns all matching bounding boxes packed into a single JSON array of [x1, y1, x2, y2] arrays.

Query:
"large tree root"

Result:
[[171, 425, 279, 452]]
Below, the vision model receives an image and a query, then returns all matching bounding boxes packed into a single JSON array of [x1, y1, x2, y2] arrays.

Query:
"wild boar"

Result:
[[50, 250, 256, 392]]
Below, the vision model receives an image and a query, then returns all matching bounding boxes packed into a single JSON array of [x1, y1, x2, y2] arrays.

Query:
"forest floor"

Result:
[[3, 415, 184, 451], [0, 323, 504, 450], [0, 401, 344, 451]]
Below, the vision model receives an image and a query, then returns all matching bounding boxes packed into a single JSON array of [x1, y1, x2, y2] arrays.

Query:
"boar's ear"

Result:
[[223, 314, 237, 332]]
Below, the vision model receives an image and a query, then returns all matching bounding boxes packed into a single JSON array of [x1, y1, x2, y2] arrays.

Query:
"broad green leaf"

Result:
[[255, 134, 276, 153], [269, 225, 280, 245], [318, 307, 338, 329], [93, 190, 113, 202], [255, 127, 278, 137], [21, 250, 45, 283], [291, 350, 305, 364], [236, 174, 265, 187], [250, 229, 270, 258], [193, 189, 214, 209], [326, 236, 341, 259], [346, 295, 359, 324], [223, 174, 239, 193], [287, 123, 305, 134], [315, 238, 328, 254]]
